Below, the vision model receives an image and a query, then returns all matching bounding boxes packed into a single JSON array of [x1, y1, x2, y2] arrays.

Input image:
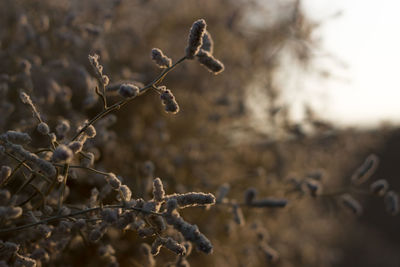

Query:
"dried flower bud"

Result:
[[185, 19, 207, 59], [244, 188, 257, 205], [159, 87, 180, 114], [351, 154, 379, 185], [153, 178, 165, 202], [37, 122, 50, 135], [196, 50, 224, 75], [370, 179, 389, 196], [118, 83, 139, 99], [151, 48, 172, 68], [340, 194, 362, 216], [384, 191, 399, 215], [51, 145, 73, 163]]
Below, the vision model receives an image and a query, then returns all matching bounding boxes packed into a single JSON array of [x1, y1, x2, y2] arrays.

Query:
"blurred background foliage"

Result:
[[1, 0, 400, 266]]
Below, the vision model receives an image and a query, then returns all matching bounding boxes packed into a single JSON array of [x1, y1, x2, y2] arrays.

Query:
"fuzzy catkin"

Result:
[[153, 178, 165, 202], [351, 154, 379, 185], [166, 192, 216, 208], [249, 198, 288, 208], [51, 144, 73, 163], [118, 83, 139, 99], [216, 183, 230, 203], [370, 179, 389, 196], [185, 19, 207, 59], [20, 91, 41, 121], [196, 50, 224, 75], [164, 211, 213, 254], [159, 86, 180, 114], [0, 166, 12, 186], [340, 194, 362, 216], [244, 188, 257, 204], [37, 122, 50, 135], [232, 202, 245, 226], [384, 191, 399, 215], [1, 131, 31, 144], [201, 31, 214, 54], [151, 48, 172, 68]]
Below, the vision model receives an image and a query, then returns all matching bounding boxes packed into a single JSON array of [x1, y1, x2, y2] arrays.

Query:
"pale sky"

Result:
[[290, 0, 400, 127]]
